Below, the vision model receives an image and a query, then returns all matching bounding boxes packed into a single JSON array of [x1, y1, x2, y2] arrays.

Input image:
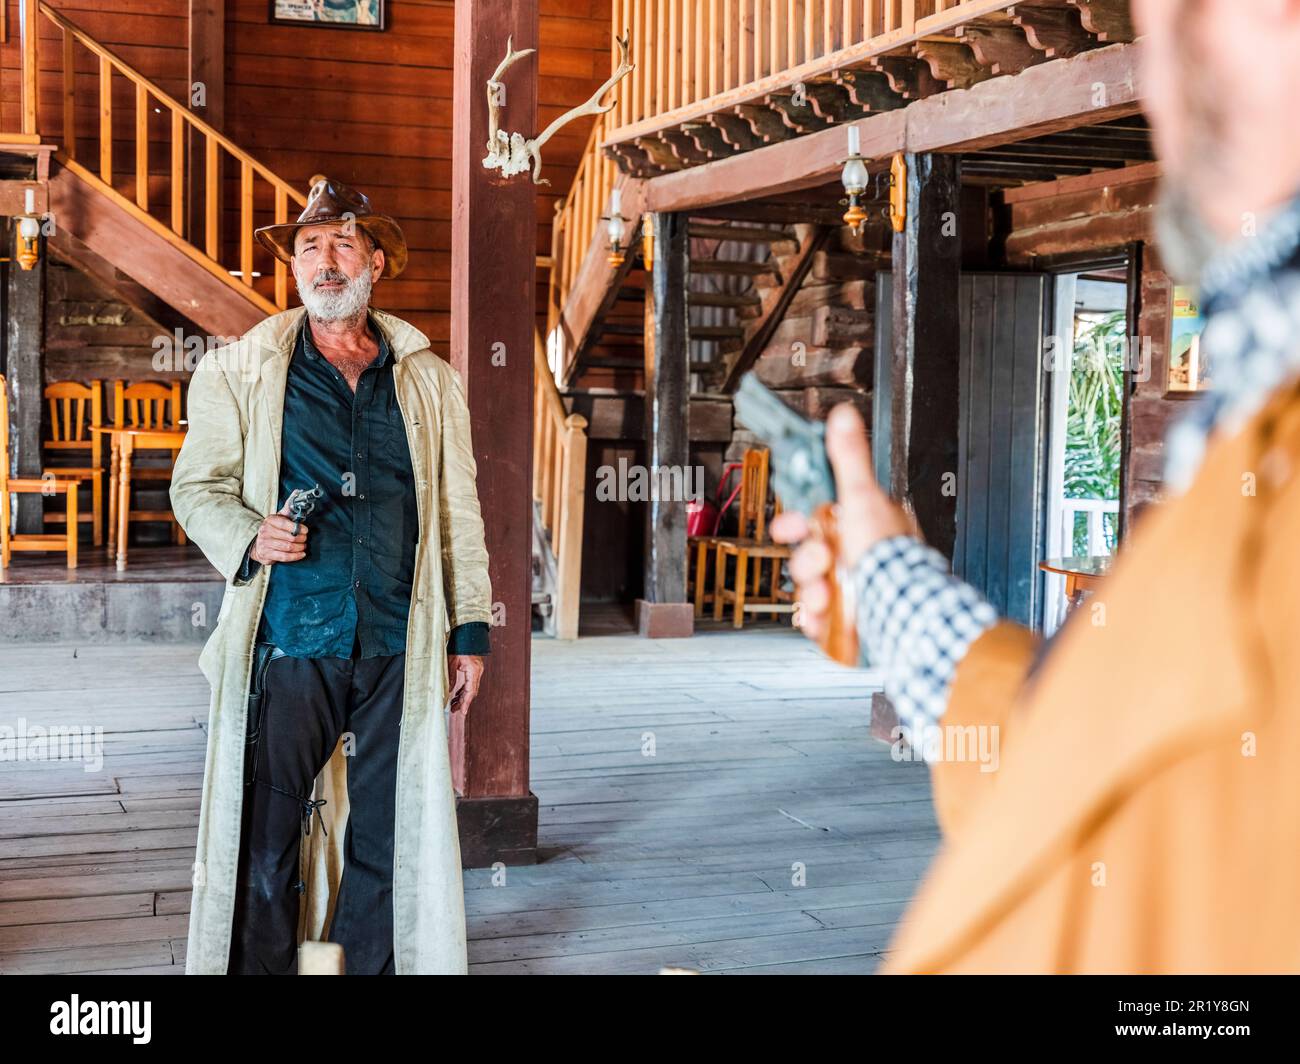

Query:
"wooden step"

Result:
[[689, 223, 798, 247], [599, 322, 645, 337], [688, 291, 760, 309], [584, 357, 644, 370], [691, 325, 745, 340], [690, 258, 779, 277], [615, 286, 646, 302]]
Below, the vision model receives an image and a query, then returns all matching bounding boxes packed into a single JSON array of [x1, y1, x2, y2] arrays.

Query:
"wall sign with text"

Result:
[[270, 0, 386, 31]]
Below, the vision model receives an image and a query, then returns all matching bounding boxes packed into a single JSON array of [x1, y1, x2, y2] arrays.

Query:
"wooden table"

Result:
[[1040, 555, 1111, 612], [93, 424, 187, 571]]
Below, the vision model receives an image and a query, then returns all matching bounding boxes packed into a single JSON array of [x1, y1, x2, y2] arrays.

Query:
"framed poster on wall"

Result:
[[270, 0, 386, 30], [1166, 285, 1210, 394]]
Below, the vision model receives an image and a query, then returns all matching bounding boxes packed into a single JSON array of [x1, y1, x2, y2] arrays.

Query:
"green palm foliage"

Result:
[[1064, 310, 1125, 551]]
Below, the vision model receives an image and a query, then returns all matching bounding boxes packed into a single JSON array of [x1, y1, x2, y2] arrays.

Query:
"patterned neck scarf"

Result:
[[1163, 191, 1300, 493]]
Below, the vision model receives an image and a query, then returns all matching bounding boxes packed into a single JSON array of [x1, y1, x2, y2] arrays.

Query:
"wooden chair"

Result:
[[111, 379, 186, 545], [687, 458, 746, 618], [1, 374, 85, 569], [42, 380, 106, 547], [712, 449, 794, 628]]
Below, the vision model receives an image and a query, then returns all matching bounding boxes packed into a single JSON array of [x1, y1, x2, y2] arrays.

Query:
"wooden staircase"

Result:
[[556, 210, 822, 395], [3, 0, 308, 339]]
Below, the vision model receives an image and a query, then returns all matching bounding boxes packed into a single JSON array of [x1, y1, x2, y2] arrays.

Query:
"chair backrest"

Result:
[[45, 380, 104, 447], [114, 379, 182, 430], [736, 447, 771, 541]]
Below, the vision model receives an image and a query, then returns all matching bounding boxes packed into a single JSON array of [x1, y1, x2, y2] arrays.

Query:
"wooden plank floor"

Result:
[[0, 621, 937, 975]]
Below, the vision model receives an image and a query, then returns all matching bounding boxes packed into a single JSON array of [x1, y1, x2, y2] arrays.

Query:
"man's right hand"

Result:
[[249, 499, 308, 565], [770, 404, 915, 643]]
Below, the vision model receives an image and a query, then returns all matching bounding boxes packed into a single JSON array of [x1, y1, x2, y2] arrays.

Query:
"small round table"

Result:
[[1039, 555, 1111, 612], [93, 424, 187, 570]]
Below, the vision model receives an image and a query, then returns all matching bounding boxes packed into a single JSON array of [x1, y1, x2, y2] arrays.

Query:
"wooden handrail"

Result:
[[4, 1, 309, 316], [547, 117, 620, 345], [37, 2, 305, 199], [533, 329, 588, 640]]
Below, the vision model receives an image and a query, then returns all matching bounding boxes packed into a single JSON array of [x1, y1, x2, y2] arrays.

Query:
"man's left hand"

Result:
[[447, 655, 485, 714]]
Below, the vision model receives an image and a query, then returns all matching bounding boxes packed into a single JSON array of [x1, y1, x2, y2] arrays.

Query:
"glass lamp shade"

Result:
[[606, 214, 626, 246], [18, 215, 41, 240], [841, 156, 869, 195]]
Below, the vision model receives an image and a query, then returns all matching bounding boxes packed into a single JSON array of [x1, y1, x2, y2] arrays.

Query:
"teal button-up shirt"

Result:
[[241, 315, 489, 659]]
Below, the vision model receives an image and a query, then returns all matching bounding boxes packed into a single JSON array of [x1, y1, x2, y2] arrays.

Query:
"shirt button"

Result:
[[359, 493, 366, 500], [354, 580, 361, 589], [357, 537, 364, 544], [356, 452, 364, 459]]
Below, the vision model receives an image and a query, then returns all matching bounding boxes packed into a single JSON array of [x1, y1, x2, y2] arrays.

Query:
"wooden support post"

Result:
[[5, 222, 46, 534], [889, 152, 961, 559], [636, 210, 694, 638], [449, 0, 539, 867]]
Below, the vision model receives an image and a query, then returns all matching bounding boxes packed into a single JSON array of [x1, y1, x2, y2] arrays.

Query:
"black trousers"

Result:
[[227, 644, 406, 975]]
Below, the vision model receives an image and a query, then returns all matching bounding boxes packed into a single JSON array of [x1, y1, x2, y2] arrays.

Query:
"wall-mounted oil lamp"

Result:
[[15, 187, 44, 271], [841, 125, 870, 234], [840, 132, 908, 236], [604, 188, 627, 268]]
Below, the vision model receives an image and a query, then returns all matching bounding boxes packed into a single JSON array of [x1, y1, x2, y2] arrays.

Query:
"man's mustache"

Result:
[[309, 268, 351, 289]]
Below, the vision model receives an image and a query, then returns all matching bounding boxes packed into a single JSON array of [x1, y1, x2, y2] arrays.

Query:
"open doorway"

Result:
[[1042, 267, 1129, 634]]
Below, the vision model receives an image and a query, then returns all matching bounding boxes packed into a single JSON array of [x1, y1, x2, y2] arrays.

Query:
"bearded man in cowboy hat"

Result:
[[169, 177, 492, 975]]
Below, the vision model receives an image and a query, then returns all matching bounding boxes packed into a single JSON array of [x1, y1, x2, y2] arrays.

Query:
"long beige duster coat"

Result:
[[169, 305, 493, 975]]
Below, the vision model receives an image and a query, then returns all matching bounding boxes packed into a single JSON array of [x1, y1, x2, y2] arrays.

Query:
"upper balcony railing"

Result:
[[603, 0, 1060, 152]]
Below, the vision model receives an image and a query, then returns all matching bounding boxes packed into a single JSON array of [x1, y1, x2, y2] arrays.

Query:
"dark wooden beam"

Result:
[[449, 0, 538, 863], [636, 211, 693, 638], [722, 226, 831, 392], [890, 153, 962, 559], [5, 221, 45, 533]]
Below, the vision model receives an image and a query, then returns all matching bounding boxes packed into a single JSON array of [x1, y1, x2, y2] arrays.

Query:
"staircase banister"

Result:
[[533, 327, 571, 429], [36, 1, 307, 206]]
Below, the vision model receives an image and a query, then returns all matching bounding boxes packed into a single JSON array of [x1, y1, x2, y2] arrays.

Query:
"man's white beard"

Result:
[[1153, 178, 1227, 287], [298, 266, 373, 322]]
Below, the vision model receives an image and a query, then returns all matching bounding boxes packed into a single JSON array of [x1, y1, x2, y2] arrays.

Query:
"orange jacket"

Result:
[[880, 375, 1300, 974]]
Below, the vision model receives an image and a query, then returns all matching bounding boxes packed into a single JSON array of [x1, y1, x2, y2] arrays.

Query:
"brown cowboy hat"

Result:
[[254, 175, 408, 279]]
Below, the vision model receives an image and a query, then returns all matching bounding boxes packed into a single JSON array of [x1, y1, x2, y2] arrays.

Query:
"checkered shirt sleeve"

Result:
[[853, 534, 999, 752]]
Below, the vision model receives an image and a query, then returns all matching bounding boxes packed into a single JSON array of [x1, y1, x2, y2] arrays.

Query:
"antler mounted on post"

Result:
[[483, 31, 634, 186]]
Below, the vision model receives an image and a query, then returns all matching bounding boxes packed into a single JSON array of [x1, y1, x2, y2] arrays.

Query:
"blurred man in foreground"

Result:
[[773, 0, 1300, 972]]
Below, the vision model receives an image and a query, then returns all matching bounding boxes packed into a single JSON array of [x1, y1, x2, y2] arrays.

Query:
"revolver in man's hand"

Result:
[[251, 484, 322, 566], [732, 375, 860, 666]]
